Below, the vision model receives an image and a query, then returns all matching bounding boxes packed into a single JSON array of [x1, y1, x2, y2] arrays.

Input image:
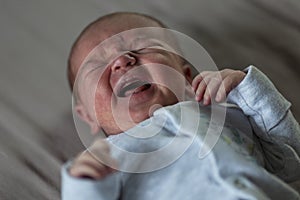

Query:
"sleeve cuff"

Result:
[[227, 65, 291, 133]]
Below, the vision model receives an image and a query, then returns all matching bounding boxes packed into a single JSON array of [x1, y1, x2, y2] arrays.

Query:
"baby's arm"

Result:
[[192, 66, 300, 181], [61, 139, 120, 200], [227, 65, 300, 182], [192, 69, 246, 105]]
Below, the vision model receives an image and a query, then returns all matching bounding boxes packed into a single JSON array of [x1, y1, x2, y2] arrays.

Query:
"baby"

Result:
[[62, 12, 300, 200]]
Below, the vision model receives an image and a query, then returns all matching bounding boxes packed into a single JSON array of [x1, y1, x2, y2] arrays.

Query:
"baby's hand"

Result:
[[192, 69, 245, 105], [69, 139, 117, 180]]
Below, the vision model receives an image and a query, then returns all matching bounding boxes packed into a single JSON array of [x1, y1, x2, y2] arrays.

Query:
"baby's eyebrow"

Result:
[[109, 35, 126, 48], [84, 59, 105, 69], [85, 67, 100, 80], [130, 38, 166, 52], [78, 59, 105, 83], [130, 36, 150, 46]]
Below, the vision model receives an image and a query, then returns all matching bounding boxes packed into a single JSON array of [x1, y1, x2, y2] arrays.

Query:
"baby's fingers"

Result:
[[69, 162, 112, 179], [193, 72, 213, 101], [84, 139, 117, 168], [215, 82, 227, 102], [192, 71, 212, 90], [69, 143, 118, 180], [192, 74, 204, 91], [194, 82, 205, 102], [202, 76, 223, 105]]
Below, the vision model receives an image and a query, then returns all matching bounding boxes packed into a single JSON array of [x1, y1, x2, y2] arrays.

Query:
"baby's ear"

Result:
[[75, 103, 100, 135], [182, 63, 192, 84]]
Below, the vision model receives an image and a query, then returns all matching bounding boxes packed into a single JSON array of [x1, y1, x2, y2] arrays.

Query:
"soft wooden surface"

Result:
[[0, 0, 299, 199]]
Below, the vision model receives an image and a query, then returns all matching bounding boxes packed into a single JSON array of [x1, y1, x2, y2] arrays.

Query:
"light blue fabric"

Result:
[[227, 66, 300, 182], [62, 66, 300, 200]]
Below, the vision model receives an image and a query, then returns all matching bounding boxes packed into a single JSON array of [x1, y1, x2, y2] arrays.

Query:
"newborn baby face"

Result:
[[74, 16, 191, 135]]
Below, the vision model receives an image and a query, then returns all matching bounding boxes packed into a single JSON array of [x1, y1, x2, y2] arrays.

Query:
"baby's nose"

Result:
[[111, 53, 136, 72]]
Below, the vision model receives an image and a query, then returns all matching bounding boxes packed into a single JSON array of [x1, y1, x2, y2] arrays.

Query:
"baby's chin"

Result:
[[103, 114, 150, 135], [103, 97, 178, 135], [148, 104, 163, 116]]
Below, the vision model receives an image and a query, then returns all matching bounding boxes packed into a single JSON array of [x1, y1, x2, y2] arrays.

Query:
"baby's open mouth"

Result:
[[117, 80, 152, 97]]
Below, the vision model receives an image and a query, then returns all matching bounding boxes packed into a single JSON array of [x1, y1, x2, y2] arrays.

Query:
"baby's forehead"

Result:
[[84, 28, 179, 63], [77, 14, 168, 60], [96, 34, 157, 50]]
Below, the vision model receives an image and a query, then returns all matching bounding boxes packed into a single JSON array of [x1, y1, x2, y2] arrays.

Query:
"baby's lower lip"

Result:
[[126, 83, 152, 96], [117, 80, 152, 97], [126, 83, 156, 105]]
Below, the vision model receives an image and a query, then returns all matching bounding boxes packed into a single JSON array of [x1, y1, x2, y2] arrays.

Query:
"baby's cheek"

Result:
[[94, 97, 115, 129], [94, 88, 111, 112]]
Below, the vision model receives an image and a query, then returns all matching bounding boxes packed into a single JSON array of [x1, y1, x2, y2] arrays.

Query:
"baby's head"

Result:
[[68, 12, 192, 135]]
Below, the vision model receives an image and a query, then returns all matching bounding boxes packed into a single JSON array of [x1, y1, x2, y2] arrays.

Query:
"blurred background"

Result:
[[0, 0, 299, 199]]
